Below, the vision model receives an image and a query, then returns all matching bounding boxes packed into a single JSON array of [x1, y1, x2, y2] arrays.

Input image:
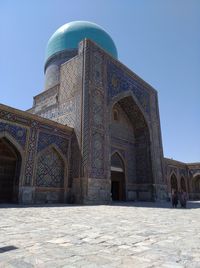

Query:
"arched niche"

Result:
[[192, 175, 200, 194], [36, 145, 67, 188], [110, 94, 153, 185], [170, 173, 178, 192], [0, 137, 22, 203]]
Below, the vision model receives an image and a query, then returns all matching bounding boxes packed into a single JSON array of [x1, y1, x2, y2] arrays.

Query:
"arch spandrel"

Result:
[[0, 132, 24, 158], [107, 61, 151, 116]]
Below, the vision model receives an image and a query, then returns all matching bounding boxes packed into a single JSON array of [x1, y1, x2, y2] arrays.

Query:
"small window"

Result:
[[113, 109, 119, 121]]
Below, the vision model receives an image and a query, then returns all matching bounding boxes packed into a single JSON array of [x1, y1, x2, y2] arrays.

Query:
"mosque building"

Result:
[[0, 21, 199, 204]]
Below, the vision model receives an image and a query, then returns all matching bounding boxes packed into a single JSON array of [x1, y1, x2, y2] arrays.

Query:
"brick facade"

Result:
[[0, 39, 199, 204]]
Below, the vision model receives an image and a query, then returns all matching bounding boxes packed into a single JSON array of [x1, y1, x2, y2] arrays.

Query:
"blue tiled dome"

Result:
[[45, 21, 118, 62]]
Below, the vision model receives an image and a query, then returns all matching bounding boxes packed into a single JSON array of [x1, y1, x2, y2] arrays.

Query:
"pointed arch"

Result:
[[35, 144, 67, 188], [0, 132, 24, 202], [110, 93, 153, 186], [193, 172, 200, 178], [109, 90, 150, 131], [0, 132, 24, 158], [111, 151, 125, 171], [192, 174, 200, 194], [170, 173, 178, 192]]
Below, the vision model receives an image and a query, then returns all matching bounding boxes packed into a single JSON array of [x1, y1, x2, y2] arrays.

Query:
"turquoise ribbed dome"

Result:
[[45, 21, 118, 61]]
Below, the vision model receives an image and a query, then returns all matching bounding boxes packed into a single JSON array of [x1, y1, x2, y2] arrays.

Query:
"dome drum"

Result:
[[44, 48, 78, 73], [44, 48, 78, 90]]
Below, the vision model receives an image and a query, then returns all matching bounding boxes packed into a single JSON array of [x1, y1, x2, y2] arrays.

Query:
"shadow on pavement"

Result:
[[0, 200, 200, 209], [0, 246, 18, 253], [110, 200, 200, 209]]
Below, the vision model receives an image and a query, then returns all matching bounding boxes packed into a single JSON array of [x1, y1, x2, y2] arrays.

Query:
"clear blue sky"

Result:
[[0, 0, 199, 163]]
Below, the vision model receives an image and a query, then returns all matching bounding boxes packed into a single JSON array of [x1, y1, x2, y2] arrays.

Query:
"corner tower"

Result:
[[29, 21, 166, 204]]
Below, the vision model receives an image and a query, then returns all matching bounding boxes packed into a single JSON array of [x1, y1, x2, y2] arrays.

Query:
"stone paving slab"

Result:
[[0, 201, 200, 268]]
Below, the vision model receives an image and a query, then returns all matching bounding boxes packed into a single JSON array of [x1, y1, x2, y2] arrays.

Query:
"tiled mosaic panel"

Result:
[[82, 47, 90, 173], [0, 109, 30, 126], [0, 122, 27, 149], [58, 56, 82, 144], [119, 97, 152, 183], [29, 85, 59, 121], [36, 147, 64, 188], [88, 49, 107, 179], [24, 121, 39, 185], [179, 168, 187, 177], [107, 61, 150, 115], [111, 103, 136, 182], [37, 131, 69, 157], [91, 132, 104, 177], [68, 133, 82, 187], [135, 128, 152, 183], [111, 96, 153, 184]]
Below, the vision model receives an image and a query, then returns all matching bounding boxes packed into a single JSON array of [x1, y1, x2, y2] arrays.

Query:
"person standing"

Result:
[[171, 189, 178, 208], [180, 190, 187, 208]]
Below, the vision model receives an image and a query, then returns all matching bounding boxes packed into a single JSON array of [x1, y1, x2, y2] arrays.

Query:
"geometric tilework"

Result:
[[112, 96, 152, 184], [37, 131, 68, 157], [0, 121, 27, 149], [36, 147, 64, 188], [190, 169, 200, 176], [179, 168, 187, 177], [107, 61, 150, 115], [24, 121, 38, 186], [91, 132, 104, 178]]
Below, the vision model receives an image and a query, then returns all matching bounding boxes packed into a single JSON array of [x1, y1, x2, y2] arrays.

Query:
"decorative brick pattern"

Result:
[[107, 61, 150, 115], [37, 131, 69, 157], [0, 121, 27, 149], [82, 47, 108, 180], [24, 121, 39, 185], [36, 147, 64, 188], [59, 56, 82, 142], [91, 132, 104, 177]]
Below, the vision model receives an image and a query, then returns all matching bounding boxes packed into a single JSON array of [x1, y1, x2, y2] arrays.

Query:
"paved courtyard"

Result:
[[0, 202, 200, 268]]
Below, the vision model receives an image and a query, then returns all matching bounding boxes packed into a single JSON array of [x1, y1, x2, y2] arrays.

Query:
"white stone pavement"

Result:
[[0, 201, 200, 268]]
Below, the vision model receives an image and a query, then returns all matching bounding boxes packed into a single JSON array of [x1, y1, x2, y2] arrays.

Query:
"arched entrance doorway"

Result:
[[111, 153, 125, 201], [110, 95, 153, 201], [0, 138, 21, 203], [192, 175, 200, 199], [170, 173, 178, 192]]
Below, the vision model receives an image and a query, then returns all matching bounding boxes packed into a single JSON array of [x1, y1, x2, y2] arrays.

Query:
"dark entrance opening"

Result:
[[0, 138, 21, 203], [171, 173, 178, 192], [111, 152, 125, 201], [111, 171, 125, 201]]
